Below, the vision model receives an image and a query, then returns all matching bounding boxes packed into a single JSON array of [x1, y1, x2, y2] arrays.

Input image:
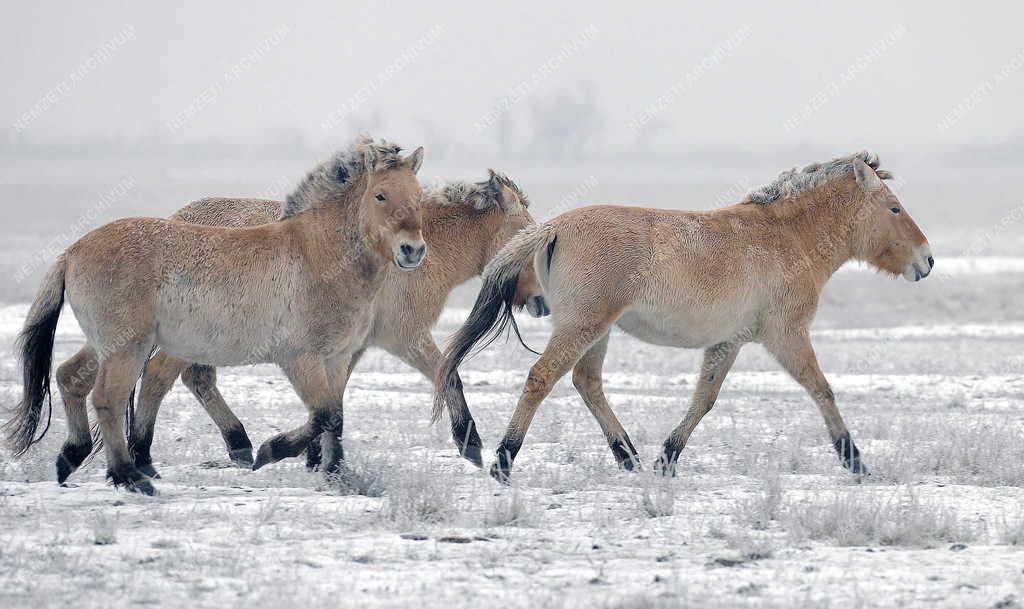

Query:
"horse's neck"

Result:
[[422, 208, 492, 289], [772, 191, 859, 286], [292, 202, 386, 285]]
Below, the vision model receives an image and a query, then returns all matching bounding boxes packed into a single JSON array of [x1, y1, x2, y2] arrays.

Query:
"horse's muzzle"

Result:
[[902, 244, 934, 282], [395, 241, 427, 270]]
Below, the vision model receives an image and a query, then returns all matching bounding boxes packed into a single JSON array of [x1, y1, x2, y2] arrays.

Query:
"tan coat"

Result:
[[436, 152, 933, 483]]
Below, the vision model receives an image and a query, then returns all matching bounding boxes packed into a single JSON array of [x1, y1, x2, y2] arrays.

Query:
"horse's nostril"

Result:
[[927, 255, 934, 269]]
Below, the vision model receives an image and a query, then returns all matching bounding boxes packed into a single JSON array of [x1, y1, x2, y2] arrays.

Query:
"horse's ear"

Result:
[[486, 169, 512, 210], [364, 146, 380, 173], [405, 146, 424, 174], [334, 162, 349, 184], [853, 157, 882, 192]]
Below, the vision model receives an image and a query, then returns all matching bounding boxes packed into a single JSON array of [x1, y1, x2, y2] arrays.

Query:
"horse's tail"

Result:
[[4, 254, 66, 456], [433, 224, 557, 425]]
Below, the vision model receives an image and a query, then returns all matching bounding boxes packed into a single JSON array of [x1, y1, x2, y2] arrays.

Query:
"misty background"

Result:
[[1, 1, 1022, 305]]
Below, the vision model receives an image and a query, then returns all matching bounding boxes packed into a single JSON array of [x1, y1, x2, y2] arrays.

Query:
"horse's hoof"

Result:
[[653, 456, 677, 478], [489, 462, 512, 485], [848, 460, 870, 478], [127, 478, 157, 496], [252, 443, 275, 471], [56, 454, 76, 485], [108, 467, 157, 496], [618, 456, 642, 472], [461, 444, 484, 469], [229, 448, 254, 469], [137, 463, 161, 479]]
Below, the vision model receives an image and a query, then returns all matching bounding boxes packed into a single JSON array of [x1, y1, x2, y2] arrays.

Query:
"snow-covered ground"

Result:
[[1, 160, 1023, 608], [2, 280, 1024, 608]]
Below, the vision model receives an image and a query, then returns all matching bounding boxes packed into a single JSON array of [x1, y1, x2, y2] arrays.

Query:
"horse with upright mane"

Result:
[[436, 152, 933, 482], [4, 136, 426, 494], [53, 170, 546, 475]]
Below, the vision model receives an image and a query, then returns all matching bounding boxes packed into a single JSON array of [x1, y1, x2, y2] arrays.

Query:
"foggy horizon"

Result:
[[3, 2, 1023, 161]]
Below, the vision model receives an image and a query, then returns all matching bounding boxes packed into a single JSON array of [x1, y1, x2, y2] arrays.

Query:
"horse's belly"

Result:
[[154, 292, 284, 366], [155, 316, 278, 366], [615, 306, 750, 349]]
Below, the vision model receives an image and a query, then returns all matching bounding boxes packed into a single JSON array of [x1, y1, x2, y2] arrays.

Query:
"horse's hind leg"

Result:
[[762, 330, 866, 475], [129, 352, 189, 478], [180, 364, 254, 468], [55, 345, 99, 484], [571, 332, 640, 470], [492, 319, 615, 483], [94, 346, 156, 495], [654, 341, 740, 476]]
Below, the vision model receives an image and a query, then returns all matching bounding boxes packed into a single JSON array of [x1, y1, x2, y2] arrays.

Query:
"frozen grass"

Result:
[[781, 487, 979, 547], [378, 458, 460, 527]]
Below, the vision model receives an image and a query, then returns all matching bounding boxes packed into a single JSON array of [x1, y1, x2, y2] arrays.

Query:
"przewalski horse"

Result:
[[54, 170, 545, 477], [4, 136, 427, 494], [436, 152, 934, 483]]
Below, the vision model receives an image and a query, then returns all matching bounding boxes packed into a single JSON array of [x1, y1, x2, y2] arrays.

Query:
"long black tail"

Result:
[[4, 254, 67, 456], [433, 224, 555, 425]]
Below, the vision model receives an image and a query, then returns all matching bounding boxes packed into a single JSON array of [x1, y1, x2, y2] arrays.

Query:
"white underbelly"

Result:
[[155, 323, 277, 366], [615, 305, 755, 349]]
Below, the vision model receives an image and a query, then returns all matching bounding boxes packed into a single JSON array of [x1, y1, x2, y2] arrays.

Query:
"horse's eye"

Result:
[[890, 207, 900, 214], [375, 193, 386, 202]]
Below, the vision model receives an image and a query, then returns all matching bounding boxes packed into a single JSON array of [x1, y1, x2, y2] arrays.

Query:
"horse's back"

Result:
[[172, 197, 281, 227]]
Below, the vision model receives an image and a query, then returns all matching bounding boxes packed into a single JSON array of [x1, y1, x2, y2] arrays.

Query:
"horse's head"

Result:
[[851, 157, 933, 282], [360, 145, 427, 270], [481, 170, 549, 318]]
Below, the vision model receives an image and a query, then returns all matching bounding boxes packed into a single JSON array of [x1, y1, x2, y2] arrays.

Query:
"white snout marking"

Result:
[[903, 244, 934, 282], [395, 239, 427, 271]]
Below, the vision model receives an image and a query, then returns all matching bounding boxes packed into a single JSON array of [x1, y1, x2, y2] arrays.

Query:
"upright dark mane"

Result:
[[744, 151, 893, 205], [423, 169, 529, 211], [280, 136, 404, 219]]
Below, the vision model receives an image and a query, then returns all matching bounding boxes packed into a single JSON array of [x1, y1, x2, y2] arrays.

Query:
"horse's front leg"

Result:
[[654, 340, 741, 476], [304, 348, 363, 472], [763, 329, 867, 475], [253, 354, 344, 472]]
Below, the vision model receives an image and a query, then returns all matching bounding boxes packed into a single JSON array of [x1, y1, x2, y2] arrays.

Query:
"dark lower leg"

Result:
[[252, 422, 318, 470], [445, 373, 482, 467], [56, 440, 93, 485], [491, 436, 523, 483], [305, 434, 322, 471], [608, 435, 640, 470], [832, 432, 866, 474]]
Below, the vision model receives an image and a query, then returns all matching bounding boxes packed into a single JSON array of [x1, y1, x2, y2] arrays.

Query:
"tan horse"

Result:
[[54, 170, 545, 476], [436, 152, 933, 482], [4, 137, 426, 494]]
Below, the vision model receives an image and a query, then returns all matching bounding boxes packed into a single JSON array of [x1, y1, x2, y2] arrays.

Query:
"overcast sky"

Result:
[[2, 1, 1021, 152]]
